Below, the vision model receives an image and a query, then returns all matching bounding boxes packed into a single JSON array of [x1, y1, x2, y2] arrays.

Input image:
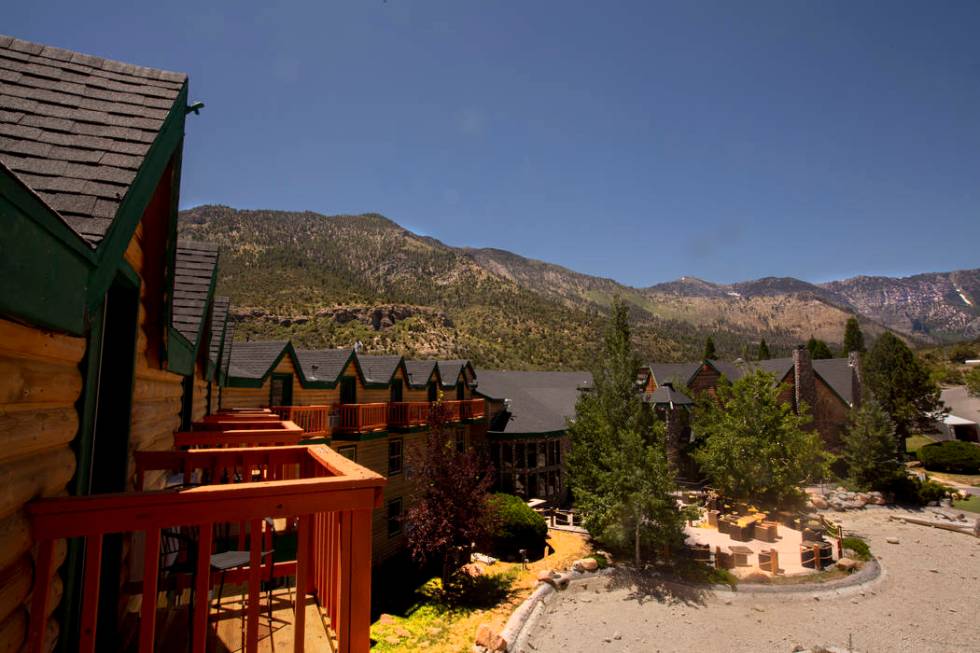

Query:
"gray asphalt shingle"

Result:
[[0, 35, 186, 247]]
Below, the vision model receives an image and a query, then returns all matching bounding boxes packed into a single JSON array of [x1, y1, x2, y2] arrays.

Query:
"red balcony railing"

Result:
[[26, 445, 384, 653], [176, 420, 307, 449], [387, 401, 431, 428], [270, 405, 331, 438], [334, 403, 388, 435], [460, 398, 486, 420]]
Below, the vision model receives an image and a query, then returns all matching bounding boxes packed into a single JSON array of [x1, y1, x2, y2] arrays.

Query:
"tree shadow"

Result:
[[604, 560, 715, 607]]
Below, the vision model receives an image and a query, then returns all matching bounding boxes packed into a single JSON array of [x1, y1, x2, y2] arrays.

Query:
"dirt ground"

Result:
[[525, 507, 980, 653]]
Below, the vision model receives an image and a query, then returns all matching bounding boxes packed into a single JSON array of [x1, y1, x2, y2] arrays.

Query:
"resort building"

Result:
[[217, 340, 488, 563], [475, 370, 592, 503], [642, 347, 863, 452], [0, 35, 381, 653]]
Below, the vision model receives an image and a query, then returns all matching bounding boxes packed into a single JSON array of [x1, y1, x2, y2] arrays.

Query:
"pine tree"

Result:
[[843, 317, 865, 354], [692, 371, 829, 509], [757, 338, 770, 360], [841, 400, 902, 491], [703, 336, 717, 360], [568, 298, 684, 566], [862, 332, 943, 453], [806, 336, 833, 360]]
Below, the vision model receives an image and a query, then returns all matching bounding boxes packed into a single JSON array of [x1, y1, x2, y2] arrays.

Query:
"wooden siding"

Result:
[[125, 223, 183, 489], [812, 376, 849, 451], [0, 318, 84, 653]]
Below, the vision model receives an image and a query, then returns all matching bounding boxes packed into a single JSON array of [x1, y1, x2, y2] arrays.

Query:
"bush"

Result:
[[886, 474, 950, 505], [486, 494, 547, 559], [842, 536, 871, 561], [918, 441, 980, 474]]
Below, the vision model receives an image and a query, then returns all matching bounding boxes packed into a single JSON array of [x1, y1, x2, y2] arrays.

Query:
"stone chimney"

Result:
[[848, 351, 863, 410], [793, 345, 816, 414]]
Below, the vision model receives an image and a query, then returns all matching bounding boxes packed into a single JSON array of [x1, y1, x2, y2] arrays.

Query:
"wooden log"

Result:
[[131, 374, 183, 401], [0, 448, 76, 521], [0, 512, 32, 573], [0, 607, 26, 653], [0, 555, 31, 624], [0, 408, 78, 464], [0, 357, 82, 406], [0, 320, 85, 365], [129, 399, 181, 429]]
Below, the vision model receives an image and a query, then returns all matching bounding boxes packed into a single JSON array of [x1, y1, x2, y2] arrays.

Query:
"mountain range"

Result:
[[178, 205, 980, 369]]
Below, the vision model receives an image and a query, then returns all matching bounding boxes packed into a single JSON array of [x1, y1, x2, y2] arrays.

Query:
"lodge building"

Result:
[[0, 35, 386, 653], [217, 340, 487, 564]]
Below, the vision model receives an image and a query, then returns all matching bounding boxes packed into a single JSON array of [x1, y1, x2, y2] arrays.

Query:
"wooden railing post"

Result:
[[79, 534, 103, 653], [192, 525, 213, 653], [28, 538, 54, 653], [246, 518, 262, 653], [349, 509, 372, 653], [294, 514, 312, 653], [140, 529, 161, 653]]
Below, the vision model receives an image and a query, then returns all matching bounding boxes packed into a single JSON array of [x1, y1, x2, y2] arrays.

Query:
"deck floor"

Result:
[[154, 586, 333, 653]]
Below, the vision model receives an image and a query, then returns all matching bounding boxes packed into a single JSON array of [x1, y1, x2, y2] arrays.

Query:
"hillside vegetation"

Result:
[[179, 205, 979, 369]]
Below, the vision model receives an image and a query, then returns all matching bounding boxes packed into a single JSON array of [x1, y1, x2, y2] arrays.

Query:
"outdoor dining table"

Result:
[[728, 545, 754, 567]]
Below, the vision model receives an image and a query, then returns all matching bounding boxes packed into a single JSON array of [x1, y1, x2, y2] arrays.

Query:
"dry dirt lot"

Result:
[[525, 508, 980, 653]]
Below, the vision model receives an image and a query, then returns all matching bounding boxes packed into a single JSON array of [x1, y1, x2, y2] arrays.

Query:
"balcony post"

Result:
[[348, 508, 372, 653], [79, 534, 103, 653], [28, 538, 54, 653]]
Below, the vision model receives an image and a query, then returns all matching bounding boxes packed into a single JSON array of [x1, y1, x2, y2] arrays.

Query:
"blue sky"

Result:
[[7, 1, 979, 286]]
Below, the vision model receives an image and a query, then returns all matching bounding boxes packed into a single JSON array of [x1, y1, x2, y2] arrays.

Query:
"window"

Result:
[[388, 438, 403, 476], [455, 428, 466, 453], [337, 445, 357, 462], [387, 498, 403, 537], [390, 379, 403, 403]]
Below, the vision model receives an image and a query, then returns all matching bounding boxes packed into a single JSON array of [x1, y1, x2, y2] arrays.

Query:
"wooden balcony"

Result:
[[176, 419, 307, 449], [270, 405, 331, 438], [26, 445, 384, 653], [444, 398, 486, 422], [333, 403, 388, 435], [387, 401, 431, 429]]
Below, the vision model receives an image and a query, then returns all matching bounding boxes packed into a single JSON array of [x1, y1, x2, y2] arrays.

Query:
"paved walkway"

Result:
[[524, 507, 980, 653]]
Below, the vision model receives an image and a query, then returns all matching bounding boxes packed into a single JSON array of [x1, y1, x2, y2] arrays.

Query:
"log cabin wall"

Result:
[[0, 318, 83, 652]]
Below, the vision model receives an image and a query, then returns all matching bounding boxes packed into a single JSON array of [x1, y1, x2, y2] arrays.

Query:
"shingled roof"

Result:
[[645, 383, 694, 407], [647, 362, 700, 386], [437, 360, 472, 388], [405, 360, 438, 388], [812, 358, 858, 406], [172, 240, 219, 344], [208, 296, 230, 367], [0, 35, 186, 246], [355, 354, 403, 385], [226, 340, 290, 380], [294, 348, 355, 384], [476, 370, 592, 435]]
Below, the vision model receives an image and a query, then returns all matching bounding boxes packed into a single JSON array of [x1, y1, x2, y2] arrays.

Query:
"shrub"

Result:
[[918, 441, 980, 474], [842, 536, 871, 561], [486, 494, 547, 559], [886, 474, 950, 505]]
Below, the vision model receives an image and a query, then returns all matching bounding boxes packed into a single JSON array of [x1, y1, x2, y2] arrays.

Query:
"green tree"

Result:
[[757, 338, 770, 360], [841, 401, 903, 491], [965, 366, 980, 397], [703, 336, 717, 360], [568, 298, 684, 566], [806, 336, 834, 360], [692, 371, 829, 509], [843, 317, 865, 354], [863, 332, 943, 452], [947, 342, 978, 364]]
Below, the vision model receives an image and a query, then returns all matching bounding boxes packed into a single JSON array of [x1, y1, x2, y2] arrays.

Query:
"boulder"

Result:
[[811, 496, 829, 510], [475, 624, 507, 652], [572, 557, 599, 572], [461, 563, 485, 578], [836, 558, 859, 572], [886, 537, 899, 544]]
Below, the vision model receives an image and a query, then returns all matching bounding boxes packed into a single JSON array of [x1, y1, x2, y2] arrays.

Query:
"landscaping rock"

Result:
[[836, 557, 859, 572], [886, 537, 900, 544], [462, 562, 486, 578], [476, 623, 507, 652], [811, 496, 829, 510], [573, 557, 599, 572]]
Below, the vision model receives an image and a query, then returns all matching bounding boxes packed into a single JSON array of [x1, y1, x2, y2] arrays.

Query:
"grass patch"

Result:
[[764, 567, 851, 586], [842, 536, 872, 561], [370, 530, 592, 653], [906, 434, 936, 454], [927, 470, 980, 488], [953, 494, 980, 514]]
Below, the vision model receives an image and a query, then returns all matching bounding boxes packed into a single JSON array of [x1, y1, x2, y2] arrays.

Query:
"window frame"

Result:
[[388, 437, 403, 476]]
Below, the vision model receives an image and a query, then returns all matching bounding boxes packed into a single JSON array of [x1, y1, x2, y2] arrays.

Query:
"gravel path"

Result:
[[524, 508, 980, 653]]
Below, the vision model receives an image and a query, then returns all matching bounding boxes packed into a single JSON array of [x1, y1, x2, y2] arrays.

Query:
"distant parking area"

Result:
[[526, 508, 980, 653]]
